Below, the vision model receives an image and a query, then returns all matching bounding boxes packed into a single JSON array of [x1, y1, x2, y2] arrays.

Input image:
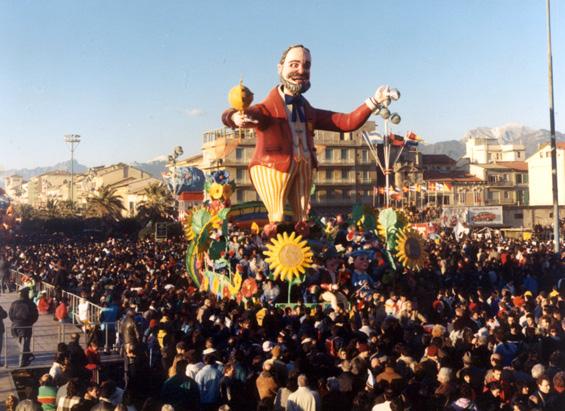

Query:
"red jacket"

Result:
[[223, 86, 373, 173], [55, 303, 68, 321]]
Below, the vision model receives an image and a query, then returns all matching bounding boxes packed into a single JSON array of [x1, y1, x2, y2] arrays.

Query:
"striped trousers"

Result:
[[250, 157, 312, 223]]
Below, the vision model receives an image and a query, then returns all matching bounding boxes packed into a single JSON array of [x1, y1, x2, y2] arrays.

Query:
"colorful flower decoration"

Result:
[[241, 278, 258, 298], [264, 231, 313, 282], [395, 228, 427, 269], [209, 183, 224, 200], [212, 169, 230, 184]]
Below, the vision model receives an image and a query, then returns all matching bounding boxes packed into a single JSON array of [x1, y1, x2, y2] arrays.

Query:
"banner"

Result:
[[468, 206, 503, 226], [440, 207, 468, 227]]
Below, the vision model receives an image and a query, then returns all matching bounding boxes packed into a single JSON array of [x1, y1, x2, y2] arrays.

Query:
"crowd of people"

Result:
[[0, 214, 563, 411]]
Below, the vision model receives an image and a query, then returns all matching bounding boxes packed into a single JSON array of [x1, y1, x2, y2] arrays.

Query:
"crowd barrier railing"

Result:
[[10, 269, 103, 326]]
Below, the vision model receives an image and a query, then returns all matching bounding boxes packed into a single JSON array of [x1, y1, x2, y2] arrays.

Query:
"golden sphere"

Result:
[[228, 82, 254, 111]]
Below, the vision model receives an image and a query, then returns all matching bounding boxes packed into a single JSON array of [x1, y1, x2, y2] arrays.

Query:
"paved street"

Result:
[[0, 291, 81, 407]]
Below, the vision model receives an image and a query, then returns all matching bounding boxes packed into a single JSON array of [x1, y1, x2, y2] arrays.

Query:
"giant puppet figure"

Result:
[[222, 44, 399, 232]]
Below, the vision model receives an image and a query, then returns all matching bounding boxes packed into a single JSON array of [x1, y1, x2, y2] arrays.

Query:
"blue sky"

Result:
[[1, 0, 563, 169]]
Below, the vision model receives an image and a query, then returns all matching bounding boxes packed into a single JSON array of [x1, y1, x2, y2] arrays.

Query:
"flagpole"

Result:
[[384, 119, 390, 208]]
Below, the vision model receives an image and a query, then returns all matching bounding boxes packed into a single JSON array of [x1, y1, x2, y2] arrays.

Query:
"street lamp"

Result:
[[545, 0, 560, 253], [362, 108, 403, 208], [64, 134, 81, 209]]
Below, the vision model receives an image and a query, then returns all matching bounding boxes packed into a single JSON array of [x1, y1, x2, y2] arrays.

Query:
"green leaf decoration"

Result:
[[185, 242, 200, 287], [192, 208, 210, 236], [209, 240, 226, 260], [378, 208, 397, 231], [351, 204, 363, 224], [217, 207, 230, 221]]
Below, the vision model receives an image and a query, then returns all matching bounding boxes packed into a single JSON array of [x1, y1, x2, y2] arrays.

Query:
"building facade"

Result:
[[526, 142, 565, 206], [196, 123, 379, 215]]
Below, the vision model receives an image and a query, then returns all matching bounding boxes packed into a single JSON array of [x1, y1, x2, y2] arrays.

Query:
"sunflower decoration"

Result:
[[264, 231, 313, 282], [209, 183, 224, 200], [395, 228, 427, 270]]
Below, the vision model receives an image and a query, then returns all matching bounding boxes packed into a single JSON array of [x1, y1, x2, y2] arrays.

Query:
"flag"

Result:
[[444, 183, 452, 191], [378, 187, 385, 195], [435, 182, 444, 191], [420, 184, 427, 192], [409, 185, 416, 192], [364, 131, 384, 145], [415, 184, 421, 193], [402, 186, 409, 193], [428, 182, 435, 192], [389, 133, 405, 147], [405, 131, 423, 146]]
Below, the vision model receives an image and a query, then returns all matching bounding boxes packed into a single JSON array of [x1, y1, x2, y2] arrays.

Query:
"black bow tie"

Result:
[[284, 94, 306, 122]]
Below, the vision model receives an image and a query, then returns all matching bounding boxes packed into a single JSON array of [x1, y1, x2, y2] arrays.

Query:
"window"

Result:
[[340, 149, 348, 160], [488, 191, 500, 202], [325, 148, 333, 161], [361, 149, 368, 162], [504, 191, 510, 200], [458, 192, 466, 204], [236, 169, 245, 180], [514, 213, 523, 219], [237, 190, 243, 202], [236, 148, 243, 160], [325, 169, 332, 180], [341, 170, 348, 180]]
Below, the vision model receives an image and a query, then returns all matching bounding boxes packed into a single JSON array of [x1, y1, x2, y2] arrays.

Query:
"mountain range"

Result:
[[2, 124, 564, 188], [419, 123, 565, 159]]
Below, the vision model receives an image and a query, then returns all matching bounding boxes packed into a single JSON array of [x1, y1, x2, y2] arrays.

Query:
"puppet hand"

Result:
[[232, 111, 258, 127], [372, 85, 401, 107]]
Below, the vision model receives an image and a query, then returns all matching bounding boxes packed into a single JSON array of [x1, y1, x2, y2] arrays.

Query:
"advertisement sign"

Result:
[[439, 207, 468, 227], [468, 206, 503, 226]]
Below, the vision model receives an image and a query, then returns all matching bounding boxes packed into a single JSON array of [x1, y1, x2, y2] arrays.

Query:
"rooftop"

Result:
[[475, 161, 528, 172], [424, 171, 483, 183]]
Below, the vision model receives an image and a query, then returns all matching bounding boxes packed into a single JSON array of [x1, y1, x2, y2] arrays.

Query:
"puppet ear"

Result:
[[277, 63, 283, 75]]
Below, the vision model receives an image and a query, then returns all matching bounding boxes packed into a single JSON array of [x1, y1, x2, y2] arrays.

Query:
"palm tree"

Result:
[[41, 199, 60, 219], [85, 185, 125, 220], [136, 182, 176, 222]]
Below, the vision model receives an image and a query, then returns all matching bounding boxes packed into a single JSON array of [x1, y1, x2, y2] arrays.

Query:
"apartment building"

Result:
[[198, 122, 378, 214]]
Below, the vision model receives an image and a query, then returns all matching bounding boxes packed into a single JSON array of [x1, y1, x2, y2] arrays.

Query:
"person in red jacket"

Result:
[[55, 298, 69, 323], [222, 44, 399, 233]]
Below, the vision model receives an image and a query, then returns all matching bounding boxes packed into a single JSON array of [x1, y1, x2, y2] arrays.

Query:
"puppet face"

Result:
[[278, 47, 311, 95]]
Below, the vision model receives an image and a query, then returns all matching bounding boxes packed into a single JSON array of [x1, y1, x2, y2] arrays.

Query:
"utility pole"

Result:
[[546, 0, 560, 253], [64, 134, 81, 209]]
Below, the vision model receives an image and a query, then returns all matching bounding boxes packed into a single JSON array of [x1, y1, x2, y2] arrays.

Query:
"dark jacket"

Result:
[[0, 305, 7, 334], [9, 295, 39, 336]]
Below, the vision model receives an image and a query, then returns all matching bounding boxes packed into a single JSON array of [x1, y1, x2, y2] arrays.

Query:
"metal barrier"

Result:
[[10, 269, 103, 326], [3, 321, 120, 369]]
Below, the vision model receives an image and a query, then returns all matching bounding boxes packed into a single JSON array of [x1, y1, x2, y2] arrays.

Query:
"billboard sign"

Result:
[[468, 206, 503, 226]]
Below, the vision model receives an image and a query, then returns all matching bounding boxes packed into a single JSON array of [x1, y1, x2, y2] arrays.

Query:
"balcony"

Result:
[[487, 180, 514, 187], [314, 136, 362, 146], [314, 178, 357, 185]]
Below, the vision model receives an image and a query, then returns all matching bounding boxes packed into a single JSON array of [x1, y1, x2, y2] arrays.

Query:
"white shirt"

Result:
[[372, 400, 392, 411], [286, 386, 320, 411], [186, 361, 204, 379]]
